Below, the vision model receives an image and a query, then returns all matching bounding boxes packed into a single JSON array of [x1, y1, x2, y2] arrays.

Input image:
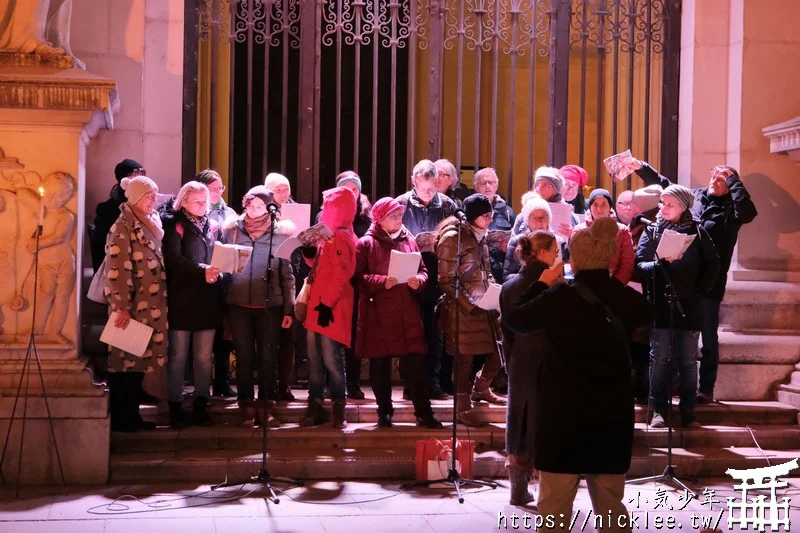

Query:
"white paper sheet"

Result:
[[280, 203, 312, 237], [477, 283, 502, 311], [100, 312, 153, 357], [549, 202, 574, 239], [211, 242, 253, 274], [603, 149, 640, 182], [655, 229, 696, 261], [387, 250, 422, 284], [275, 237, 302, 260]]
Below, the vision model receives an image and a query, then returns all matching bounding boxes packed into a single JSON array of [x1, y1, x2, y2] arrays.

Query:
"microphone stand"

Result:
[[410, 216, 497, 503], [627, 225, 695, 497], [212, 207, 302, 503], [0, 220, 65, 493]]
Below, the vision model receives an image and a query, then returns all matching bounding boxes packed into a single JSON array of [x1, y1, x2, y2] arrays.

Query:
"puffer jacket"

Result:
[[435, 217, 499, 356], [221, 217, 296, 314]]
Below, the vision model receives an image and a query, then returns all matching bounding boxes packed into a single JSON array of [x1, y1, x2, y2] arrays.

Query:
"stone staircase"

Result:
[[108, 390, 800, 483]]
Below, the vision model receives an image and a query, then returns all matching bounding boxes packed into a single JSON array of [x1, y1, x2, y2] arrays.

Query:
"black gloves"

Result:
[[302, 245, 317, 259], [315, 303, 334, 327]]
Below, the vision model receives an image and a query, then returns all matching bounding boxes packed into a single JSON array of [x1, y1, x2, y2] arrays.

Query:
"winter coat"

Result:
[[571, 218, 635, 284], [91, 193, 124, 272], [354, 224, 428, 358], [221, 217, 296, 314], [568, 194, 588, 215], [636, 163, 757, 300], [208, 199, 237, 228], [103, 203, 168, 373], [512, 203, 579, 236], [489, 195, 516, 283], [162, 209, 225, 331], [635, 220, 720, 330], [435, 218, 500, 356], [500, 260, 550, 458], [304, 187, 358, 347], [447, 181, 474, 208], [505, 269, 654, 475], [503, 234, 569, 281]]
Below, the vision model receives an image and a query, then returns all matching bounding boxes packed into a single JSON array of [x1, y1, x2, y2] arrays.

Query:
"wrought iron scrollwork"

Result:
[[199, 0, 301, 48], [567, 0, 664, 55]]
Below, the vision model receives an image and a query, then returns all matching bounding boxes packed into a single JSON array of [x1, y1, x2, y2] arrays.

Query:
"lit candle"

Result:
[[38, 186, 44, 227]]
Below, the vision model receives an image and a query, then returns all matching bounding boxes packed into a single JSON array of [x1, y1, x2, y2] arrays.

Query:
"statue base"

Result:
[[0, 51, 74, 69]]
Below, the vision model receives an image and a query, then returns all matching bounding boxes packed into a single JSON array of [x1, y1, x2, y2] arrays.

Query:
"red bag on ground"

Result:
[[415, 438, 475, 482]]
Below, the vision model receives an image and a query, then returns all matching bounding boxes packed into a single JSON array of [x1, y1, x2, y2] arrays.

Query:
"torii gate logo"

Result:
[[726, 458, 798, 531]]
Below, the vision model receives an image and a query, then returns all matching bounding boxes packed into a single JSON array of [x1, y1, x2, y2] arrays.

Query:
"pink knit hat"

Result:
[[371, 197, 404, 224]]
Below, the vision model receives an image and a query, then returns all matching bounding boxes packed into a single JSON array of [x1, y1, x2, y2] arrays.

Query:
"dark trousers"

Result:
[[108, 372, 144, 430], [422, 301, 444, 393], [227, 305, 282, 401], [277, 323, 295, 390], [346, 289, 363, 389], [631, 340, 650, 401], [369, 353, 433, 419], [699, 297, 721, 394], [212, 325, 233, 387], [455, 351, 502, 394]]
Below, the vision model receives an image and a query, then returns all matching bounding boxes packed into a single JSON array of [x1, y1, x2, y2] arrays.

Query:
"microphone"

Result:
[[638, 217, 655, 227], [454, 209, 468, 222], [266, 201, 279, 218]]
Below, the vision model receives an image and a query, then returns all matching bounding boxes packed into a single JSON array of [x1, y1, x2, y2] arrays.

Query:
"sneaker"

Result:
[[649, 413, 666, 428], [696, 391, 714, 404]]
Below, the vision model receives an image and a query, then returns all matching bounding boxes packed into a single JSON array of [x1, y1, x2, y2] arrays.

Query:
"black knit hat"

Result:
[[243, 185, 274, 208], [463, 193, 493, 222], [588, 188, 614, 209], [114, 159, 144, 182]]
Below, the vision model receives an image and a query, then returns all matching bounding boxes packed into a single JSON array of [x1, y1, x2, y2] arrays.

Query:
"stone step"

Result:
[[721, 280, 800, 332], [108, 446, 800, 483], [777, 386, 800, 413], [110, 422, 800, 454], [140, 397, 799, 427]]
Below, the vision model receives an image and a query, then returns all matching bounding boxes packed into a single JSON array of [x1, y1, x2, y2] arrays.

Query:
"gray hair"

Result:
[[411, 159, 437, 183], [173, 181, 210, 212], [434, 159, 458, 189]]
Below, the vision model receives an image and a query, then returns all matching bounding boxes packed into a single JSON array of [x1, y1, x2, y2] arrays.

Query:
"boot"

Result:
[[347, 382, 365, 400], [377, 406, 393, 428], [299, 397, 327, 427], [332, 399, 347, 429], [254, 398, 281, 428], [509, 470, 535, 506], [212, 381, 236, 398], [416, 413, 444, 429], [239, 399, 257, 427], [169, 401, 185, 429], [191, 396, 213, 426], [471, 373, 507, 405], [455, 393, 484, 427]]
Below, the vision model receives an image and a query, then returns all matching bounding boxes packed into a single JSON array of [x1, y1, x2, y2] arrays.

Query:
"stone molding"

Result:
[[763, 117, 800, 162]]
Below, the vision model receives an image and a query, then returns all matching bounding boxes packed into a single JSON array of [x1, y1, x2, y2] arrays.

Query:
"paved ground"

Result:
[[2, 476, 800, 532]]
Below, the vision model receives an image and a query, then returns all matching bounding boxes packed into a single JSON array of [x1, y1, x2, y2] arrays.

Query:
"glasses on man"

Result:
[[616, 201, 632, 208]]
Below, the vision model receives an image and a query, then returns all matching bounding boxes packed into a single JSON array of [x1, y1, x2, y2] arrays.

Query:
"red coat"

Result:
[[304, 187, 358, 347], [572, 218, 635, 284], [354, 224, 428, 358]]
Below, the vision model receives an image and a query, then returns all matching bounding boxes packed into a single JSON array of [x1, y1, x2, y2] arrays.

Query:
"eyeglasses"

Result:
[[476, 181, 498, 187], [529, 215, 548, 224], [208, 185, 225, 193], [616, 201, 632, 208]]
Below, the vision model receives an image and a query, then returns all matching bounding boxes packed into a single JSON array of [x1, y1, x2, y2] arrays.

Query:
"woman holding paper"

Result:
[[222, 185, 296, 428], [635, 184, 719, 429], [162, 181, 224, 428], [353, 197, 443, 429], [103, 175, 168, 432]]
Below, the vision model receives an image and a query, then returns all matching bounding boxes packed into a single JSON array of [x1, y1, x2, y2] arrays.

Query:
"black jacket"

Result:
[[635, 220, 720, 330], [91, 195, 124, 272], [447, 181, 474, 208], [505, 270, 653, 474], [488, 195, 516, 283], [636, 163, 757, 300], [162, 209, 225, 331]]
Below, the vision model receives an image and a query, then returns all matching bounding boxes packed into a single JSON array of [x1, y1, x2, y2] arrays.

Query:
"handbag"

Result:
[[87, 258, 109, 304], [294, 253, 319, 322], [415, 438, 475, 484]]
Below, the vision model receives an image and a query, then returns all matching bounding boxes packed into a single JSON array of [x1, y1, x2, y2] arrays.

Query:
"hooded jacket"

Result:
[[304, 187, 358, 346]]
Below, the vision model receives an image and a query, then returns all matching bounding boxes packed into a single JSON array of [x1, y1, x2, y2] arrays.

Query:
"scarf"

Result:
[[182, 208, 208, 232], [243, 212, 271, 239], [656, 209, 695, 233], [126, 203, 164, 243]]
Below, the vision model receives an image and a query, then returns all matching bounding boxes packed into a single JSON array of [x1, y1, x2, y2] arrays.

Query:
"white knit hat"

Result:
[[264, 172, 291, 191], [121, 175, 158, 205]]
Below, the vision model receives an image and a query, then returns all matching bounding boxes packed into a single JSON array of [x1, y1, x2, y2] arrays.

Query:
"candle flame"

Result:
[[38, 186, 45, 197]]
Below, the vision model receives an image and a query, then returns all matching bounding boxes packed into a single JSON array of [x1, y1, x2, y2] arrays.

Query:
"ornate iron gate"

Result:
[[184, 0, 679, 210]]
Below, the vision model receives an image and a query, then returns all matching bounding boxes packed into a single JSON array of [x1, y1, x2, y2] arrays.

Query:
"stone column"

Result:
[[0, 52, 117, 484]]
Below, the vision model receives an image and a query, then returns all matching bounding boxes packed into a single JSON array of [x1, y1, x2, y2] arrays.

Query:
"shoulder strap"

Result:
[[175, 220, 184, 239], [572, 282, 631, 361]]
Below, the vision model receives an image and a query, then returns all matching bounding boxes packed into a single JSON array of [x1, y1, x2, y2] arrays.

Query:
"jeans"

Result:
[[212, 325, 233, 387], [228, 305, 282, 401], [307, 330, 346, 401], [649, 328, 700, 419], [167, 329, 215, 402], [698, 297, 721, 394]]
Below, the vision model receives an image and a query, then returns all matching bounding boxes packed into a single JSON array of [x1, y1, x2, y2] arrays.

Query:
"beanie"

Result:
[[632, 184, 663, 212], [569, 216, 619, 272], [662, 184, 694, 212], [243, 185, 274, 208], [336, 173, 362, 193], [120, 175, 158, 205], [371, 197, 404, 224], [463, 193, 493, 222], [533, 166, 564, 194], [560, 165, 589, 187], [588, 188, 614, 209], [264, 172, 291, 192], [521, 196, 552, 228], [115, 159, 144, 182]]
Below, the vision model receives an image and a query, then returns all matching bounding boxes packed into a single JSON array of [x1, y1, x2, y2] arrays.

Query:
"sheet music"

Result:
[[100, 312, 153, 357], [387, 250, 422, 283], [211, 242, 253, 274], [280, 203, 312, 237], [603, 149, 639, 182], [549, 202, 574, 239], [656, 229, 696, 261], [477, 283, 502, 311]]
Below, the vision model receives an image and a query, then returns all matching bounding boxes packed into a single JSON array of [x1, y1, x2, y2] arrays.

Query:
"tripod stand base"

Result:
[[407, 468, 498, 504], [626, 465, 696, 497], [211, 470, 304, 504]]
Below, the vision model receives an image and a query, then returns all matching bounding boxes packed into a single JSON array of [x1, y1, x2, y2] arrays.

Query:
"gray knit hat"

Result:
[[569, 217, 618, 271], [533, 166, 564, 195], [662, 184, 694, 212]]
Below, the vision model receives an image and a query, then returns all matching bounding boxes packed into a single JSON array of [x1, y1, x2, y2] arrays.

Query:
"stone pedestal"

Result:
[[0, 54, 117, 484]]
